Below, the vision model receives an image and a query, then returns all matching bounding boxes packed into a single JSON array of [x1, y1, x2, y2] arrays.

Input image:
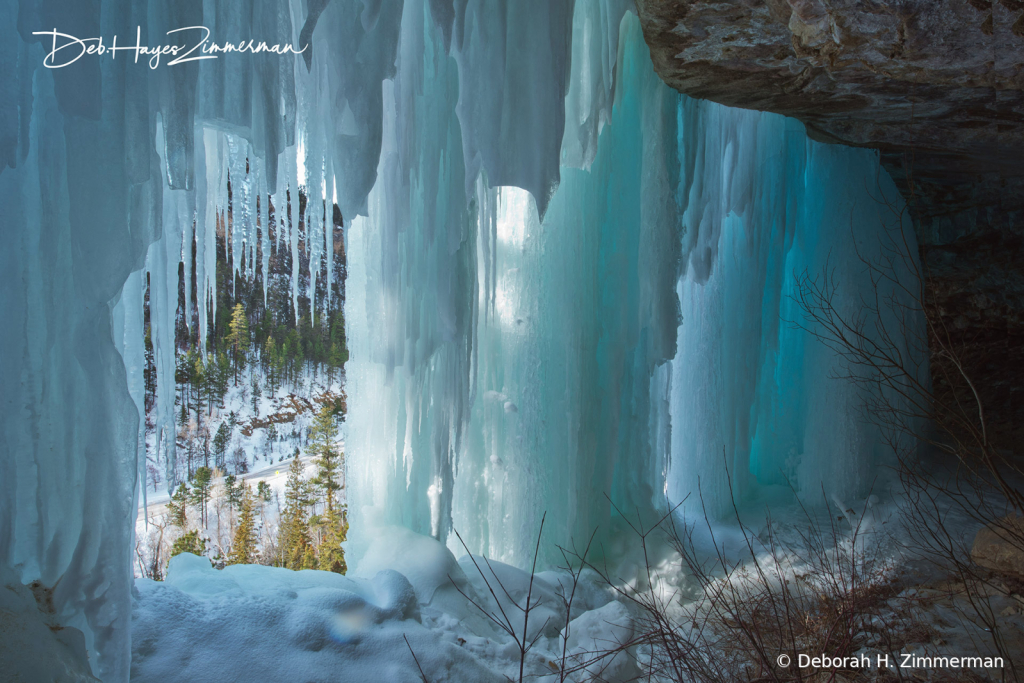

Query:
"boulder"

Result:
[[971, 516, 1024, 577]]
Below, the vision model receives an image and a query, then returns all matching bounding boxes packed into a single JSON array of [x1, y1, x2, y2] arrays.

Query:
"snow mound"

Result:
[[132, 529, 640, 683], [352, 522, 467, 604], [132, 554, 501, 683]]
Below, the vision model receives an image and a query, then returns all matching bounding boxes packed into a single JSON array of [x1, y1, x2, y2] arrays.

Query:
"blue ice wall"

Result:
[[345, 7, 927, 567], [344, 5, 676, 565], [0, 12, 151, 681], [665, 103, 926, 517]]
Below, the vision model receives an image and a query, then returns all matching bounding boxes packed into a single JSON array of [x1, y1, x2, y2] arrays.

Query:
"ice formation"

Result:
[[344, 3, 924, 567], [665, 107, 925, 517], [0, 0, 925, 679]]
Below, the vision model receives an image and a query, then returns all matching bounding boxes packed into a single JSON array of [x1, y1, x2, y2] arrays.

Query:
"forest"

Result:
[[135, 175, 350, 580]]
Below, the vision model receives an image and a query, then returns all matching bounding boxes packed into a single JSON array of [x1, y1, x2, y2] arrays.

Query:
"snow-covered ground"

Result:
[[141, 365, 344, 505], [131, 486, 1024, 682], [135, 366, 345, 576], [130, 363, 1023, 682], [131, 526, 634, 683]]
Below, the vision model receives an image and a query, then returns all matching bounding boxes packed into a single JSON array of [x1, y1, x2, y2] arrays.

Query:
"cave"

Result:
[[1, 1, 1021, 681]]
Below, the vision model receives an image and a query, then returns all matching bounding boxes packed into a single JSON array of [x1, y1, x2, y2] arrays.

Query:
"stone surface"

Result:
[[636, 0, 1024, 451], [972, 516, 1024, 577]]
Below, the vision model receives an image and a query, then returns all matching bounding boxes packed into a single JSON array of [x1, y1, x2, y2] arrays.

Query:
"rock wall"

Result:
[[637, 0, 1024, 452]]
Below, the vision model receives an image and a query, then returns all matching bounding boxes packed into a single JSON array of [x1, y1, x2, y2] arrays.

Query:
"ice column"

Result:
[[0, 10, 153, 680], [666, 102, 927, 516], [345, 8, 682, 565], [1, 0, 308, 679]]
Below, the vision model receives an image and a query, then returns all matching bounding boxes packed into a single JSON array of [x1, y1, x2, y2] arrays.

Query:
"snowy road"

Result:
[[136, 446, 341, 524]]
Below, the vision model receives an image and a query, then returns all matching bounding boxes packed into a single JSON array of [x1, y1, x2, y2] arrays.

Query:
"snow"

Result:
[[134, 363, 345, 575], [139, 363, 344, 503], [130, 488, 1024, 682], [132, 528, 638, 683], [131, 553, 508, 683]]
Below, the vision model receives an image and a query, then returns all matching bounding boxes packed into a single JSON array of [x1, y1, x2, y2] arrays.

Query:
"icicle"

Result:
[[257, 157, 270, 307], [288, 146, 301, 324], [181, 222, 192, 342], [147, 118, 193, 489], [112, 270, 147, 524], [197, 128, 227, 352]]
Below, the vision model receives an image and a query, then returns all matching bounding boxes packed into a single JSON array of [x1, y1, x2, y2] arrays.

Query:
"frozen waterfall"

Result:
[[0, 0, 925, 680], [344, 4, 926, 567]]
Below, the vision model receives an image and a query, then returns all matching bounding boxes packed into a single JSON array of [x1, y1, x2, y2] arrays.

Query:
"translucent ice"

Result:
[[0, 2, 927, 681], [344, 8, 927, 568]]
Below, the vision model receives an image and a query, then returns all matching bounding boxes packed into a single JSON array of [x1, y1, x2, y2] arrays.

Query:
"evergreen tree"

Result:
[[190, 466, 214, 528], [223, 473, 244, 510], [256, 481, 273, 503], [170, 529, 207, 560], [265, 336, 280, 397], [175, 349, 197, 422], [226, 303, 249, 383], [191, 354, 207, 421], [278, 453, 313, 569], [307, 406, 343, 513], [316, 507, 348, 574], [212, 352, 231, 407], [251, 374, 262, 417], [213, 422, 231, 466], [267, 423, 279, 454], [227, 484, 258, 565], [301, 544, 318, 570], [167, 483, 191, 529]]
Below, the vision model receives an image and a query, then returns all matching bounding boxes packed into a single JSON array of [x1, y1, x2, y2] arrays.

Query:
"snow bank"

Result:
[[132, 553, 501, 683], [132, 530, 640, 683]]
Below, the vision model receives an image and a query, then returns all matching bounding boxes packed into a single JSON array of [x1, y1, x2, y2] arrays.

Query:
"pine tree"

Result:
[[213, 352, 231, 407], [191, 354, 207, 421], [213, 422, 231, 466], [223, 474, 244, 510], [265, 336, 279, 397], [317, 507, 348, 574], [227, 484, 258, 565], [301, 544, 318, 570], [267, 423, 279, 455], [170, 529, 207, 560], [226, 303, 249, 383], [256, 481, 273, 503], [307, 406, 343, 513], [167, 483, 191, 529], [190, 466, 214, 528], [278, 453, 313, 569], [250, 374, 262, 417], [301, 407, 348, 574]]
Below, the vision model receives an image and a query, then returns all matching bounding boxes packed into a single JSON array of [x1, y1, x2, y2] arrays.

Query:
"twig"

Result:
[[403, 633, 429, 683]]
